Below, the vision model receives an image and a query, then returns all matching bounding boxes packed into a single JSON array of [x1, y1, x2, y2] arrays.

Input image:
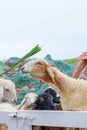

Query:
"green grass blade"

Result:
[[25, 71, 45, 77], [0, 44, 42, 76]]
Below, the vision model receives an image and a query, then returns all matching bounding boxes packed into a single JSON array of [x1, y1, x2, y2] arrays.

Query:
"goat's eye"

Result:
[[40, 98, 44, 102], [36, 62, 42, 65], [6, 89, 9, 91]]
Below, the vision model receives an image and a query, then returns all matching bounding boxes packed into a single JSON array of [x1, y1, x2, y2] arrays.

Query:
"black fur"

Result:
[[35, 92, 56, 110], [44, 88, 61, 104]]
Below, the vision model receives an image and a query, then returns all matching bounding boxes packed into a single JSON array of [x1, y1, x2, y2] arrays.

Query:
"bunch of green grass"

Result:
[[24, 71, 45, 77], [0, 44, 42, 76]]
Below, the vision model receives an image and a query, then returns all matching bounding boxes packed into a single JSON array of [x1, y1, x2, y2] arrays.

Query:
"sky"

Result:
[[0, 0, 87, 60]]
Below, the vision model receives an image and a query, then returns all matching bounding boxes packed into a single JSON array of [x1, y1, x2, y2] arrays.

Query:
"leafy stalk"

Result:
[[25, 71, 45, 77], [0, 44, 41, 76]]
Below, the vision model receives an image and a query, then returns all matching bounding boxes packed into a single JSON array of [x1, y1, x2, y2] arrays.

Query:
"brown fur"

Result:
[[22, 59, 87, 130], [22, 59, 87, 110]]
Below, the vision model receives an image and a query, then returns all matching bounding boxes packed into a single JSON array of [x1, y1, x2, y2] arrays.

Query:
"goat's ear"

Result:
[[46, 66, 55, 83]]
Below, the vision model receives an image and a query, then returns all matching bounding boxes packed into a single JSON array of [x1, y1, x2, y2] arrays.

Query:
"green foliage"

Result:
[[64, 58, 79, 65]]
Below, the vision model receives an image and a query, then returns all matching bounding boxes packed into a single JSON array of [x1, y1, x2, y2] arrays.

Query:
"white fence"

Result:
[[0, 110, 87, 130]]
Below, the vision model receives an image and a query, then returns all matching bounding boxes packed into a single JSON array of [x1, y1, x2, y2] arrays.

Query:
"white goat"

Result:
[[0, 78, 17, 104], [17, 92, 38, 110], [21, 59, 87, 130]]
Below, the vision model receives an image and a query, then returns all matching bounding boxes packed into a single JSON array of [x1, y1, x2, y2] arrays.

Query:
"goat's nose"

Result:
[[11, 99, 17, 103], [13, 99, 17, 103]]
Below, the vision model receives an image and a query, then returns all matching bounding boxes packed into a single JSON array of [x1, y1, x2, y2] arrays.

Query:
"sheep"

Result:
[[35, 92, 56, 110], [15, 89, 61, 129], [17, 92, 38, 110], [17, 89, 63, 130], [17, 88, 60, 110], [0, 103, 17, 130], [44, 87, 61, 104], [0, 92, 38, 130], [21, 59, 87, 110], [43, 87, 62, 110], [21, 59, 87, 130], [0, 78, 17, 105], [33, 88, 64, 130]]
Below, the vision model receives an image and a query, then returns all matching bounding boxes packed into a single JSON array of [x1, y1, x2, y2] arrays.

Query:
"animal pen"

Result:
[[0, 110, 87, 130]]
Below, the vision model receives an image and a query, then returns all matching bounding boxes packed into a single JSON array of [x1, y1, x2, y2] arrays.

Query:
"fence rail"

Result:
[[0, 110, 87, 130]]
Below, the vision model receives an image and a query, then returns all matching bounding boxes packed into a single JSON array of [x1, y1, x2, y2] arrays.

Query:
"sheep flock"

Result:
[[1, 58, 87, 130], [0, 76, 61, 130]]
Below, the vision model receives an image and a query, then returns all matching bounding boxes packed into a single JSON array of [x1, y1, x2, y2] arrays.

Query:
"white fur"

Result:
[[0, 78, 17, 104], [0, 103, 16, 111], [22, 59, 87, 130], [17, 92, 38, 110]]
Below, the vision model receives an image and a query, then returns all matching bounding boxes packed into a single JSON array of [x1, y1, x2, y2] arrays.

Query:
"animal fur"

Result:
[[17, 92, 38, 110], [44, 87, 61, 104], [35, 92, 56, 110], [21, 59, 87, 130], [0, 78, 17, 104], [21, 59, 87, 111], [34, 89, 64, 130]]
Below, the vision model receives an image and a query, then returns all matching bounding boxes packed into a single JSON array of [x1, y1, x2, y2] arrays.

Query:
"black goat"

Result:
[[33, 88, 64, 130], [35, 92, 56, 110], [44, 87, 61, 104]]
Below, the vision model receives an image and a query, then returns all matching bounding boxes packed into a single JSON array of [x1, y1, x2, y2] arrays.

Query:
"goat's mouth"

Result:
[[2, 98, 17, 105], [22, 71, 45, 77], [27, 103, 37, 110], [11, 99, 17, 103]]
